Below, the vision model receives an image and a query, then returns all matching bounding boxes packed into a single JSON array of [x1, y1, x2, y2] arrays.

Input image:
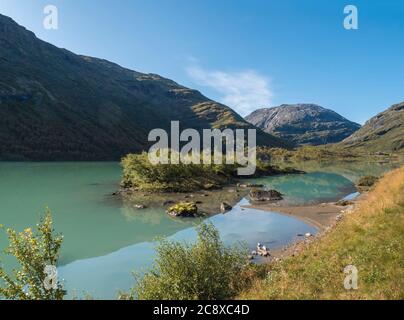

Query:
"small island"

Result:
[[115, 150, 304, 216]]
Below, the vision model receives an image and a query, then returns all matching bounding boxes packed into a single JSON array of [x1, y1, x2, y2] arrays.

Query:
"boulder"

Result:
[[249, 189, 283, 201], [336, 199, 354, 206], [167, 202, 198, 217], [237, 183, 264, 188], [220, 202, 232, 213]]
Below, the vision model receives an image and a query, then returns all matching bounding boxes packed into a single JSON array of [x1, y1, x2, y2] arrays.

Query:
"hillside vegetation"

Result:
[[0, 14, 288, 161], [240, 166, 404, 299], [338, 102, 404, 153]]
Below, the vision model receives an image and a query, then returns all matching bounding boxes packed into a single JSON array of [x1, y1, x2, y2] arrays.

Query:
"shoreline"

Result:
[[242, 192, 368, 262]]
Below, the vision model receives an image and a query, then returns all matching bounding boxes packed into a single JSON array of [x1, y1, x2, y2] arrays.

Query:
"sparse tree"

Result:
[[0, 209, 66, 300]]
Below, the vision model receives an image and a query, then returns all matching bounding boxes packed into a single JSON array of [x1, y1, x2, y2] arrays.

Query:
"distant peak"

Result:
[[245, 103, 361, 146]]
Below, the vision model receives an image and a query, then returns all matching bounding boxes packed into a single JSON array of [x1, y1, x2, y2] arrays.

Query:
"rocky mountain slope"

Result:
[[0, 14, 288, 160], [245, 104, 361, 146], [338, 102, 404, 153]]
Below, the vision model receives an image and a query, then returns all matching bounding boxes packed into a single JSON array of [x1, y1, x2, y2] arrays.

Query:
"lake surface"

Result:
[[0, 161, 396, 298]]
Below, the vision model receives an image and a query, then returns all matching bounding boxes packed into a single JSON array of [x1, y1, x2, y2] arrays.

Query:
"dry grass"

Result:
[[239, 166, 404, 300]]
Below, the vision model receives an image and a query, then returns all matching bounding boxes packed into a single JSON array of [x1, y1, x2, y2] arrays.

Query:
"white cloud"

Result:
[[186, 64, 273, 116]]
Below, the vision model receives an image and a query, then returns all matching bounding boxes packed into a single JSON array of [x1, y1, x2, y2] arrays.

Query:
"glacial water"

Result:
[[0, 161, 397, 298]]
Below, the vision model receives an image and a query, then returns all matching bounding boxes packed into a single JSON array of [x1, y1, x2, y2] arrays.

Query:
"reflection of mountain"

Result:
[[58, 209, 200, 265], [59, 201, 317, 299], [0, 162, 204, 266], [289, 161, 400, 183], [249, 172, 356, 204]]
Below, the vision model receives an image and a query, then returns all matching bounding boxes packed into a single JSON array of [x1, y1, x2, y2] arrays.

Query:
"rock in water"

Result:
[[134, 204, 146, 209], [166, 202, 198, 217], [220, 202, 232, 213], [249, 189, 283, 201]]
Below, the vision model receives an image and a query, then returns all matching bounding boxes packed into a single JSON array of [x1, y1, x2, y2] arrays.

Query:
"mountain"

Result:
[[0, 14, 288, 161], [338, 102, 404, 153], [245, 104, 361, 146]]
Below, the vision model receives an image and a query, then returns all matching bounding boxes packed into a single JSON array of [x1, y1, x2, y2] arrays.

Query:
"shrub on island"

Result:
[[121, 151, 304, 193]]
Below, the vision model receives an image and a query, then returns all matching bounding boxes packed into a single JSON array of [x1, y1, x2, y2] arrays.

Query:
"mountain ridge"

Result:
[[245, 103, 361, 146], [0, 14, 289, 160], [338, 102, 404, 153]]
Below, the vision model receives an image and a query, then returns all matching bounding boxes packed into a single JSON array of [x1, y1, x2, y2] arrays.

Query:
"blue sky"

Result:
[[1, 0, 403, 123]]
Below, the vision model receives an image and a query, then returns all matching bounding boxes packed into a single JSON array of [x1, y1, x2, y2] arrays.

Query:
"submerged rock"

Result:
[[220, 202, 232, 213], [203, 183, 219, 190], [237, 183, 264, 188], [134, 204, 147, 209], [166, 202, 198, 217], [249, 189, 283, 201]]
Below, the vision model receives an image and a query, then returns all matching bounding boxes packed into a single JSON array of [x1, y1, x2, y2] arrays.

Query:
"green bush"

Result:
[[0, 209, 66, 300], [121, 150, 299, 192], [121, 152, 232, 192], [127, 223, 248, 300], [167, 202, 198, 217]]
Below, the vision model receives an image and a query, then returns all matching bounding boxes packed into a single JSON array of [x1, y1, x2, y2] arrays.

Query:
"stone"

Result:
[[220, 202, 232, 213], [249, 189, 283, 201], [134, 204, 146, 209]]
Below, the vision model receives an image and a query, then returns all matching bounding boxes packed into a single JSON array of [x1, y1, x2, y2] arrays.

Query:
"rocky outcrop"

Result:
[[220, 202, 232, 213], [245, 104, 360, 146], [249, 189, 283, 201]]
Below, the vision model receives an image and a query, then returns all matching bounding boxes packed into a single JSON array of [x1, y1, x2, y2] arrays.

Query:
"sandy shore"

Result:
[[243, 202, 344, 231], [242, 193, 367, 262]]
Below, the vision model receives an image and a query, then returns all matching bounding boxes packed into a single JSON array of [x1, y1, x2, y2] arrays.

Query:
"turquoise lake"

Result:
[[0, 161, 396, 298]]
